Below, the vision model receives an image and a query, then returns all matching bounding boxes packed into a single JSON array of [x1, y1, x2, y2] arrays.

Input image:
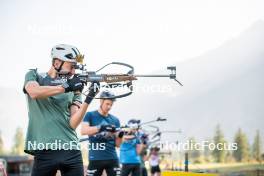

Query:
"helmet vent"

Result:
[[65, 53, 74, 59], [56, 47, 65, 50]]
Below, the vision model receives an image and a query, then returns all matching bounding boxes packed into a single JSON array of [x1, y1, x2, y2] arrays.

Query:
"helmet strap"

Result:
[[53, 61, 65, 73]]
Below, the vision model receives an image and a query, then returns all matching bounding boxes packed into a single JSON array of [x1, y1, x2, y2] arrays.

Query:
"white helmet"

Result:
[[127, 119, 141, 130], [51, 44, 83, 63]]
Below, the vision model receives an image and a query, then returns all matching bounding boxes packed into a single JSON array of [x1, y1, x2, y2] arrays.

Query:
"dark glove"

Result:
[[63, 75, 84, 93], [98, 125, 116, 133], [118, 131, 125, 138], [84, 82, 100, 104], [141, 134, 149, 145], [142, 139, 148, 145]]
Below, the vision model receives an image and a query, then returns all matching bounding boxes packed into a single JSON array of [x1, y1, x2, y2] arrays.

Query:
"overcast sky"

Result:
[[0, 0, 264, 88]]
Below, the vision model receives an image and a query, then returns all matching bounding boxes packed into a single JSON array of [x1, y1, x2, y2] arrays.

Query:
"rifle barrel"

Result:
[[134, 74, 173, 77]]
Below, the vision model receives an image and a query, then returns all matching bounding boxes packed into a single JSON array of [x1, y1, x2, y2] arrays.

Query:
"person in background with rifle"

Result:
[[138, 131, 149, 176], [119, 119, 147, 176], [81, 91, 123, 176], [23, 44, 99, 176]]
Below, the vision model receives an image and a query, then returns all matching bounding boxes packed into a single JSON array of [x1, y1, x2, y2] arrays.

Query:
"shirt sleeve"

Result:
[[72, 93, 82, 103], [115, 118, 121, 128], [136, 138, 141, 144], [23, 69, 38, 94], [83, 112, 92, 124]]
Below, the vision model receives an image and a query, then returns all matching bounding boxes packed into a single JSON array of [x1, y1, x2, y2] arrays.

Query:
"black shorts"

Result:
[[121, 163, 140, 176], [87, 159, 120, 176], [140, 166, 148, 176], [31, 150, 83, 176], [150, 165, 161, 174]]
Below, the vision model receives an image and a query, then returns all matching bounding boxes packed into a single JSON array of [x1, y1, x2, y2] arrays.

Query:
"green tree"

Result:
[[225, 150, 235, 163], [252, 130, 262, 162], [11, 127, 24, 155], [203, 138, 213, 163], [212, 124, 227, 163], [188, 137, 201, 163], [233, 128, 250, 162], [0, 131, 4, 155]]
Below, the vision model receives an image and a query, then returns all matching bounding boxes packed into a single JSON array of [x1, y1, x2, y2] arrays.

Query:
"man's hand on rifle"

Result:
[[141, 134, 149, 145], [97, 124, 116, 133], [84, 82, 100, 104], [63, 75, 84, 93]]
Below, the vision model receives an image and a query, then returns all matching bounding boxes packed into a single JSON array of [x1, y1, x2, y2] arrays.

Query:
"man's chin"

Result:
[[104, 110, 111, 114]]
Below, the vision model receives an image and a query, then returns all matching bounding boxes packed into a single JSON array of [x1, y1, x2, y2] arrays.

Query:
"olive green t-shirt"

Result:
[[23, 69, 82, 155]]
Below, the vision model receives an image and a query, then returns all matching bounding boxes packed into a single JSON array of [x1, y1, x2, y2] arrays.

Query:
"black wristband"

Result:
[[118, 131, 124, 138], [84, 96, 94, 104], [84, 82, 99, 104]]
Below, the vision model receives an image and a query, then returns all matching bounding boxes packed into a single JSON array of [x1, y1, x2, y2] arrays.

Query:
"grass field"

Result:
[[189, 163, 264, 176]]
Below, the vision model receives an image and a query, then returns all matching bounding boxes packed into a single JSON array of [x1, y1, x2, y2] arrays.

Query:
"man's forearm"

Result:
[[70, 102, 89, 129], [115, 137, 122, 147], [26, 83, 65, 99], [35, 86, 65, 98], [137, 144, 146, 154], [81, 125, 99, 136]]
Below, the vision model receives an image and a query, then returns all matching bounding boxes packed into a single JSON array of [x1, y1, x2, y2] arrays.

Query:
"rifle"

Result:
[[73, 60, 183, 99], [79, 117, 167, 143]]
